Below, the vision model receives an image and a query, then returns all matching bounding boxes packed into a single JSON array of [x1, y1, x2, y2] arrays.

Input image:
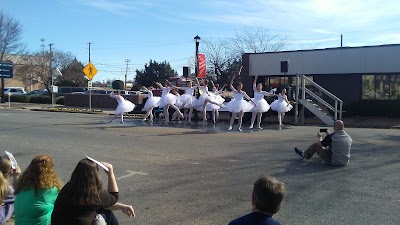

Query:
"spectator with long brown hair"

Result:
[[51, 158, 135, 225], [14, 154, 62, 225], [0, 155, 21, 224]]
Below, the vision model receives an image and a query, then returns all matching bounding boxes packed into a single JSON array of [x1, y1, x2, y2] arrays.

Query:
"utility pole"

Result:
[[49, 43, 54, 108], [340, 34, 343, 47], [88, 42, 93, 111], [40, 38, 46, 52], [88, 42, 92, 62], [124, 59, 130, 90]]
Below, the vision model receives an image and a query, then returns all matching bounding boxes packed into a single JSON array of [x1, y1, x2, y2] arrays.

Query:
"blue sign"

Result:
[[0, 61, 13, 78]]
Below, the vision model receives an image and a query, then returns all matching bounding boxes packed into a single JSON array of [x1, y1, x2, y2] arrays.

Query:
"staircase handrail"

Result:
[[296, 74, 343, 120], [303, 88, 334, 111], [302, 75, 343, 103]]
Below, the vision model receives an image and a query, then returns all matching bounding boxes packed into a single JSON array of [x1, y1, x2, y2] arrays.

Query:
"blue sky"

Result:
[[3, 0, 400, 82]]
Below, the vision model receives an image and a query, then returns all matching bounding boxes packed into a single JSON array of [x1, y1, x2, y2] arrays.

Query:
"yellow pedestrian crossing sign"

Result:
[[83, 62, 98, 80]]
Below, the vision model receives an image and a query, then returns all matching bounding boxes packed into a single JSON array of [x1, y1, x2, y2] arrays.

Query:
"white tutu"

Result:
[[206, 94, 225, 110], [142, 96, 161, 112], [115, 99, 136, 114], [159, 93, 178, 108], [196, 93, 223, 111], [226, 98, 253, 113], [196, 93, 210, 109], [180, 94, 196, 108], [270, 100, 293, 113], [175, 95, 184, 109], [252, 98, 270, 112]]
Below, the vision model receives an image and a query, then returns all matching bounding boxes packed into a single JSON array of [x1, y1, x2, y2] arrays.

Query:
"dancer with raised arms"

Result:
[[195, 78, 225, 122], [156, 81, 184, 122], [208, 81, 227, 124], [250, 75, 276, 129], [227, 74, 256, 131], [180, 80, 198, 123], [141, 86, 161, 122], [270, 88, 293, 127], [108, 90, 136, 124]]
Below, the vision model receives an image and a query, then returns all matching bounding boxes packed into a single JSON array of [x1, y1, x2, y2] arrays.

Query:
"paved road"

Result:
[[0, 109, 399, 225]]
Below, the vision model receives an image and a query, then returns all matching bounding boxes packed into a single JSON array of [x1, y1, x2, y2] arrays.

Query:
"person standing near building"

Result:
[[294, 120, 353, 166]]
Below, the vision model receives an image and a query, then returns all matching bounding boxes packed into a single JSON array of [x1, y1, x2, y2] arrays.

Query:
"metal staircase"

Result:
[[294, 74, 343, 126]]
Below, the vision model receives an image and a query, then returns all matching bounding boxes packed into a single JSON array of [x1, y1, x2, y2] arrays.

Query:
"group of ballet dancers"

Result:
[[110, 74, 293, 131]]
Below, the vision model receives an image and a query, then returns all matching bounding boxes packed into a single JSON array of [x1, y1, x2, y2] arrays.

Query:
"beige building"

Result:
[[2, 54, 46, 92]]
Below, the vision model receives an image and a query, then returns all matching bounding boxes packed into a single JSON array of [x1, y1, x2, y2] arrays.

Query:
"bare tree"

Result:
[[21, 50, 74, 95], [232, 26, 288, 55], [201, 39, 233, 82], [0, 11, 26, 102]]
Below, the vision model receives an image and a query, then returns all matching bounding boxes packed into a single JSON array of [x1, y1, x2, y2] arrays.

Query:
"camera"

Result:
[[319, 128, 328, 132]]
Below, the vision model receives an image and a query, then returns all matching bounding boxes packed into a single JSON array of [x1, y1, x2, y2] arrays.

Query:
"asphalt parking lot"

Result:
[[0, 109, 399, 225]]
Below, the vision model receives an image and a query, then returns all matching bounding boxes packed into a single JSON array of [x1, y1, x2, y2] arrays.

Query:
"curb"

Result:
[[30, 108, 107, 115]]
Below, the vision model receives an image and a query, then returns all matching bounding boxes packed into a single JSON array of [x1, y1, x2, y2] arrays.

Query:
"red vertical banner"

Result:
[[197, 53, 206, 78]]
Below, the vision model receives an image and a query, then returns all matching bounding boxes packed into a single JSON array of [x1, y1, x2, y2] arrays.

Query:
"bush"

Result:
[[10, 95, 30, 103], [29, 95, 52, 104], [56, 97, 65, 105]]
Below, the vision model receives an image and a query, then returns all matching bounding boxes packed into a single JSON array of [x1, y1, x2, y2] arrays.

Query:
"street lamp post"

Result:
[[194, 35, 201, 77]]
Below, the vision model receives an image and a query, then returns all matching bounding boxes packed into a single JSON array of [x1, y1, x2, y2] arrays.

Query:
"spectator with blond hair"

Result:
[[228, 176, 286, 225], [14, 154, 62, 225], [0, 155, 21, 225]]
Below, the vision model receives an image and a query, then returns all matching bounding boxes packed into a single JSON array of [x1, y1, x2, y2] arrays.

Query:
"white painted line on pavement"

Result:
[[116, 170, 149, 180]]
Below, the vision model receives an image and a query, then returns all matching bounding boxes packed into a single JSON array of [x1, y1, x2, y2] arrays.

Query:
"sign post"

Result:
[[83, 62, 98, 111], [0, 61, 14, 103]]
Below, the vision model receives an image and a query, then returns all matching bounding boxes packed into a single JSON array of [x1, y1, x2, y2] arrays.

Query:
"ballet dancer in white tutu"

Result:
[[227, 74, 256, 131], [249, 75, 276, 129], [180, 80, 198, 122], [108, 90, 136, 124], [195, 78, 225, 122], [156, 81, 184, 122], [171, 88, 184, 121], [270, 88, 293, 127], [141, 86, 161, 122], [208, 81, 227, 123]]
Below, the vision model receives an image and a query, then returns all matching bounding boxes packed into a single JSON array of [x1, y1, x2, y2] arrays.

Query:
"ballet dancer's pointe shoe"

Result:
[[238, 127, 242, 132], [249, 125, 254, 129], [228, 126, 233, 131], [120, 121, 124, 124], [257, 126, 263, 130]]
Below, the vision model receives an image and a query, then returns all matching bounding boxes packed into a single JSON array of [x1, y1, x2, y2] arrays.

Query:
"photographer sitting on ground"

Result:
[[294, 120, 353, 166]]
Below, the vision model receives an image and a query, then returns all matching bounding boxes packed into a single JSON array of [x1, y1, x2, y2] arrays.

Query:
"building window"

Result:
[[362, 74, 400, 100], [362, 75, 375, 100], [375, 75, 390, 100], [391, 75, 400, 100]]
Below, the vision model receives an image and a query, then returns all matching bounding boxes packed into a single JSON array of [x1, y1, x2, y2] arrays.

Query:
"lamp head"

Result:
[[194, 35, 201, 43]]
